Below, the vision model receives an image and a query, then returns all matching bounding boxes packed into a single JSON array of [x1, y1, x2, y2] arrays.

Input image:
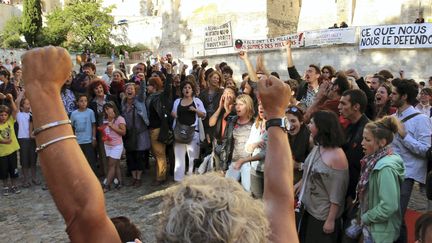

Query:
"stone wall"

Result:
[[196, 45, 432, 84], [0, 4, 21, 30], [266, 0, 300, 37]]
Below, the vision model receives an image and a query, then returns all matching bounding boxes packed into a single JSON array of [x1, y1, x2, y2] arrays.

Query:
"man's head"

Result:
[[135, 63, 146, 75], [419, 87, 432, 105], [329, 73, 350, 98], [166, 52, 173, 62], [222, 65, 233, 80], [0, 69, 11, 82], [305, 64, 321, 84], [82, 62, 96, 75], [106, 64, 114, 75], [378, 69, 393, 80], [338, 89, 367, 121], [391, 78, 419, 108], [370, 74, 386, 92], [419, 81, 426, 89]]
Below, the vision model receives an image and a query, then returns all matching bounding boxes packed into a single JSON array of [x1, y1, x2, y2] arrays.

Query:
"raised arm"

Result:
[[285, 41, 302, 82], [239, 51, 259, 82], [259, 75, 298, 243], [22, 47, 120, 243], [6, 94, 18, 119]]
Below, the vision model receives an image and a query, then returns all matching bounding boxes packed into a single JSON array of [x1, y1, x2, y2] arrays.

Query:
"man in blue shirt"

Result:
[[391, 78, 432, 243]]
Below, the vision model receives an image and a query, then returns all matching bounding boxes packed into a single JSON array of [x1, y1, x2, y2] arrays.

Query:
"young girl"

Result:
[[16, 98, 39, 187], [70, 94, 97, 174], [101, 102, 126, 192], [0, 94, 20, 195]]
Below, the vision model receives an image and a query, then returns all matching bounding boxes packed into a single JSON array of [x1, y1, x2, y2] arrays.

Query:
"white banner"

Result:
[[204, 21, 233, 50], [359, 23, 432, 49], [234, 33, 304, 51], [304, 27, 356, 46]]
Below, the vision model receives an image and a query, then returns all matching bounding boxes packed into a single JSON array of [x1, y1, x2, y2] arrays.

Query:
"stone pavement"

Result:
[[0, 161, 168, 243], [0, 160, 430, 242]]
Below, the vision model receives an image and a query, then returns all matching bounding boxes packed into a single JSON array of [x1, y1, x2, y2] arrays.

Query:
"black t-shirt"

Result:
[[177, 101, 196, 126]]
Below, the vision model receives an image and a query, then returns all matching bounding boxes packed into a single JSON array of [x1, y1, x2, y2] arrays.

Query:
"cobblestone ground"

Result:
[[0, 160, 430, 242], [0, 160, 170, 243]]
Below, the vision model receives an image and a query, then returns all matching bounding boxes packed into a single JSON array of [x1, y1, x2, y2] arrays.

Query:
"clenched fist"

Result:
[[258, 75, 291, 119], [21, 46, 73, 92]]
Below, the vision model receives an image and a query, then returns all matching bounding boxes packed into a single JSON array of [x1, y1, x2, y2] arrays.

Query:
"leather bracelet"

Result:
[[32, 120, 71, 136], [35, 135, 76, 153]]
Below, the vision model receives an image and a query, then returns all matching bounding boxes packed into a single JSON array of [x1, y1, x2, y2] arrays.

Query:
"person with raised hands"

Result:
[[258, 74, 299, 243], [21, 46, 121, 242], [20, 46, 299, 243]]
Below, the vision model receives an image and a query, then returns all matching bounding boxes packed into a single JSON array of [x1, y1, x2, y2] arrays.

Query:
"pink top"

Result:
[[103, 116, 125, 146]]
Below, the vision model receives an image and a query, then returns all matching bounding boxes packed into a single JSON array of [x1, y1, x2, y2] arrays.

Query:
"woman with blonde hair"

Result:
[[224, 94, 255, 190], [345, 116, 404, 242]]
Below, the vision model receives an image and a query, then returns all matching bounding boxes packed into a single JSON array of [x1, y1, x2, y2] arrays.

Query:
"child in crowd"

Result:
[[0, 94, 20, 195], [70, 94, 97, 174], [16, 98, 39, 187], [100, 102, 126, 192]]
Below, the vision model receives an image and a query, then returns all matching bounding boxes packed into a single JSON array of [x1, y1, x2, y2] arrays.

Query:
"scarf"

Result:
[[355, 145, 393, 202]]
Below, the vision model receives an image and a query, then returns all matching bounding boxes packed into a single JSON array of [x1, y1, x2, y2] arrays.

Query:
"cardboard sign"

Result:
[[204, 21, 233, 50]]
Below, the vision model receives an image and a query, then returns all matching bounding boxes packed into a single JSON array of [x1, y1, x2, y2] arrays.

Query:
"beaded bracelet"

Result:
[[35, 135, 76, 153], [32, 120, 71, 136]]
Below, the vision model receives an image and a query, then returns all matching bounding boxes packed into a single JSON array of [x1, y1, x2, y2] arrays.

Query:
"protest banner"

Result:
[[234, 33, 304, 51], [204, 21, 233, 50], [359, 23, 432, 49], [304, 27, 356, 46]]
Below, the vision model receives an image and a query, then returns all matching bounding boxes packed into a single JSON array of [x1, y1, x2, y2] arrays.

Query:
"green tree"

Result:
[[21, 0, 42, 47], [0, 16, 26, 48], [44, 0, 115, 51]]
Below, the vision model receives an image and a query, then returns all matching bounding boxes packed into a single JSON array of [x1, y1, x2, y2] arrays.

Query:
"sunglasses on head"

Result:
[[286, 106, 301, 114]]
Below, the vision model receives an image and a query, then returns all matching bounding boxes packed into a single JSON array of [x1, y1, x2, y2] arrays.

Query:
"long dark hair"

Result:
[[311, 111, 345, 148]]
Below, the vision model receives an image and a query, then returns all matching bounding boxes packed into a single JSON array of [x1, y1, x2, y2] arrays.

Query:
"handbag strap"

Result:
[[297, 146, 320, 204], [400, 112, 421, 123]]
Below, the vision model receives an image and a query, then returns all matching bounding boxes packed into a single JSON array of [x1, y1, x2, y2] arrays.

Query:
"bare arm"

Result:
[[285, 40, 294, 68], [22, 47, 120, 243], [6, 94, 18, 119], [259, 76, 298, 243], [323, 203, 339, 234], [239, 51, 259, 82]]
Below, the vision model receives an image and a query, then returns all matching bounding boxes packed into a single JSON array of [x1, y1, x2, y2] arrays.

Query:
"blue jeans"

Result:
[[225, 162, 254, 192]]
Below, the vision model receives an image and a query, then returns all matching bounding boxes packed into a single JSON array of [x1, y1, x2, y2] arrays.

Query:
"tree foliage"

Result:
[[44, 0, 115, 51], [0, 16, 26, 48], [21, 0, 42, 47]]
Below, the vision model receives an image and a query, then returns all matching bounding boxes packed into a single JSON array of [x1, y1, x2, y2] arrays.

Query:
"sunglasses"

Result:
[[286, 106, 301, 113]]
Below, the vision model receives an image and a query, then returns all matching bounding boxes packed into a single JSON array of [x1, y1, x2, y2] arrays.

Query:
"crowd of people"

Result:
[[1, 42, 432, 242]]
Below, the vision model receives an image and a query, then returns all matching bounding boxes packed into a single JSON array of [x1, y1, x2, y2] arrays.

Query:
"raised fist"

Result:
[[21, 46, 72, 92], [258, 75, 291, 119]]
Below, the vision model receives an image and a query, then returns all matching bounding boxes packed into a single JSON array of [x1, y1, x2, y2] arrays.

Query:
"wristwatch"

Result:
[[266, 117, 289, 132]]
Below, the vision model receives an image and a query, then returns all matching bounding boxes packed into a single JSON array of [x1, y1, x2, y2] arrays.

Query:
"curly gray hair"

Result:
[[157, 173, 269, 243]]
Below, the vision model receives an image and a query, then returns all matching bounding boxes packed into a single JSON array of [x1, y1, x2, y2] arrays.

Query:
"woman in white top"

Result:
[[171, 80, 206, 181]]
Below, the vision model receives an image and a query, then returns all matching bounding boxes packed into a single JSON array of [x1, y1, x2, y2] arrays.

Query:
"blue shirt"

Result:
[[70, 108, 96, 144], [392, 106, 432, 183]]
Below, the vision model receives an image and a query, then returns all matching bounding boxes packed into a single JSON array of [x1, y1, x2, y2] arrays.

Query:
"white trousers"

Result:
[[174, 132, 200, 181]]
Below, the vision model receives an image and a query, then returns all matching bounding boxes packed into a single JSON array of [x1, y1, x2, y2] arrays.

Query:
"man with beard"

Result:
[[285, 40, 320, 109], [338, 89, 369, 206], [391, 78, 432, 243]]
